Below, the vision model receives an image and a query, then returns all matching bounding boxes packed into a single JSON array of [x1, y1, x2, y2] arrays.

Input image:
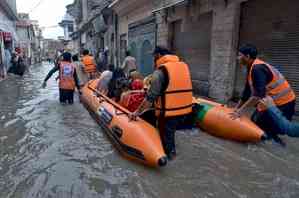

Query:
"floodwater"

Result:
[[0, 63, 299, 198]]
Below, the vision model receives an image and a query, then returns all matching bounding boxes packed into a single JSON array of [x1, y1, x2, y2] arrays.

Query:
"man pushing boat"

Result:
[[230, 44, 296, 144], [129, 46, 193, 160]]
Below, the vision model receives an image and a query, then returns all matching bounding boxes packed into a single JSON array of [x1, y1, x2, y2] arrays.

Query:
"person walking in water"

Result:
[[72, 54, 88, 88], [42, 52, 80, 104], [81, 49, 97, 80]]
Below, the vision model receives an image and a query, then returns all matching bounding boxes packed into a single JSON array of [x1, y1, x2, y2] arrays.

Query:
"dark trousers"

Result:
[[141, 110, 194, 155], [140, 110, 156, 126], [59, 89, 74, 104], [157, 115, 187, 155], [252, 100, 296, 137]]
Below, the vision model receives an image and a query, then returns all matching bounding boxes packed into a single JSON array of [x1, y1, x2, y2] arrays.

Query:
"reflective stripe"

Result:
[[271, 87, 292, 100], [156, 103, 194, 111], [267, 78, 285, 90], [165, 89, 193, 94]]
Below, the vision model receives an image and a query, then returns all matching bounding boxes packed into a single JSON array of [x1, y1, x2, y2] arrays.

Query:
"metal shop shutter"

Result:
[[236, 0, 299, 113], [170, 12, 212, 95], [128, 16, 156, 76]]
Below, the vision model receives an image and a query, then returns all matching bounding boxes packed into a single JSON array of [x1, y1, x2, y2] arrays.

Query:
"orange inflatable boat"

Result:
[[193, 97, 265, 142], [80, 80, 167, 167]]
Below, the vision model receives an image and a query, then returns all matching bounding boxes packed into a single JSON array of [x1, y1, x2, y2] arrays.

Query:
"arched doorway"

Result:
[[129, 42, 137, 59], [140, 40, 154, 76]]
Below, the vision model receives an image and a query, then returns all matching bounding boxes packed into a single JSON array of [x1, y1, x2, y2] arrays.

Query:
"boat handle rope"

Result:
[[115, 109, 126, 116], [88, 82, 155, 120], [88, 83, 132, 116]]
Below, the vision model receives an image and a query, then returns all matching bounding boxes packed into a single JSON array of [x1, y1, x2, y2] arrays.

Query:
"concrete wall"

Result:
[[209, 1, 241, 102], [16, 28, 29, 42], [0, 5, 17, 42], [113, 0, 154, 66], [0, 1, 16, 70], [116, 0, 154, 41], [155, 0, 242, 102], [6, 0, 17, 15]]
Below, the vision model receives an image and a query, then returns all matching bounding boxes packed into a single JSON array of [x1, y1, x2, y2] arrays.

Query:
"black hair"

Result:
[[125, 50, 131, 56], [72, 54, 79, 62], [108, 64, 115, 72], [153, 46, 173, 56], [63, 52, 72, 62], [239, 44, 258, 59], [107, 68, 127, 101], [83, 49, 89, 56]]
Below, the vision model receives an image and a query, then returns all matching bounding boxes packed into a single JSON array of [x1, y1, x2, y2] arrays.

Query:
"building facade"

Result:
[[42, 39, 64, 61], [67, 0, 299, 113], [0, 0, 18, 49], [154, 0, 299, 113], [0, 0, 18, 78], [58, 13, 76, 53], [67, 0, 113, 53], [110, 0, 156, 76], [59, 13, 75, 42], [16, 13, 42, 65], [67, 0, 115, 70]]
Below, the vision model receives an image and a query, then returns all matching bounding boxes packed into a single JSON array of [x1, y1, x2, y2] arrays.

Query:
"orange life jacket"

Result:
[[155, 55, 193, 117], [248, 58, 296, 111], [82, 55, 96, 73], [59, 61, 76, 90]]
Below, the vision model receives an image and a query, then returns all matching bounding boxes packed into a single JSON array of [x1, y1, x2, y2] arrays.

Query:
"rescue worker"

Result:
[[42, 52, 80, 104], [231, 44, 296, 143], [129, 46, 193, 160], [81, 49, 97, 79]]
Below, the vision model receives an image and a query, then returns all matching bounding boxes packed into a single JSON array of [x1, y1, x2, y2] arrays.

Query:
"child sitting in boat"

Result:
[[129, 70, 144, 81], [143, 74, 152, 90], [119, 79, 145, 112]]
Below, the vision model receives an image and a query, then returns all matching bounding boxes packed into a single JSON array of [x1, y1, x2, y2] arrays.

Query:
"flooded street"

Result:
[[0, 62, 299, 198]]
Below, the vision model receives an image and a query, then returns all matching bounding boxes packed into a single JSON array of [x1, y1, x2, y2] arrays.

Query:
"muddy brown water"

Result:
[[0, 63, 299, 198]]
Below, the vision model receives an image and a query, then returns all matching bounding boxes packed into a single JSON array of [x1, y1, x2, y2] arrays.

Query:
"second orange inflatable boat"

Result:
[[193, 97, 265, 142], [80, 80, 167, 167]]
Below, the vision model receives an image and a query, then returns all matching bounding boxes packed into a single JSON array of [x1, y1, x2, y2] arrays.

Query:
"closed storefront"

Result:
[[128, 16, 156, 76], [120, 33, 127, 64], [236, 0, 299, 113], [170, 11, 213, 95]]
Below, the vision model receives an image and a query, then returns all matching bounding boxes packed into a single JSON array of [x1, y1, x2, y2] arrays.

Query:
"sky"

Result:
[[16, 0, 74, 39]]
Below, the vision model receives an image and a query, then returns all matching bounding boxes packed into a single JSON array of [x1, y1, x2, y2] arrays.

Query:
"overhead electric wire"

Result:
[[28, 0, 45, 13]]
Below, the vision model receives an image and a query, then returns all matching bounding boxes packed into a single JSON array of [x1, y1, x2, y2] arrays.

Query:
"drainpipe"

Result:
[[114, 13, 119, 66]]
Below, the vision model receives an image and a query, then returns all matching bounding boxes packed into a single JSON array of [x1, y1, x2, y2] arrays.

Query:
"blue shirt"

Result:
[[266, 106, 299, 137]]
